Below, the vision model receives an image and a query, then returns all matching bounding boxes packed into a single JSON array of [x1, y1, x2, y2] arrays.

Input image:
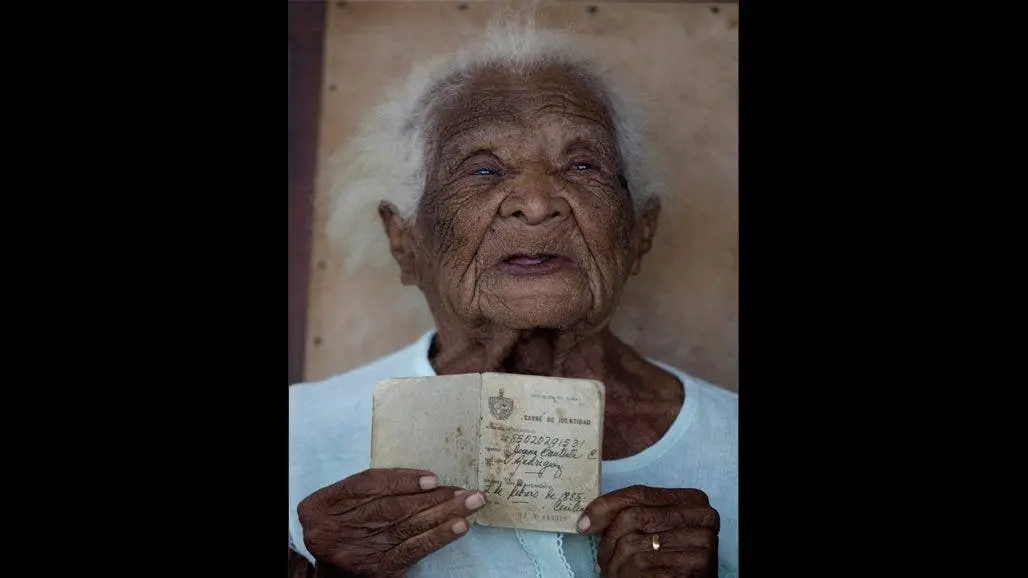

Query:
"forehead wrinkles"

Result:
[[438, 90, 524, 147], [428, 68, 616, 160], [528, 83, 613, 130]]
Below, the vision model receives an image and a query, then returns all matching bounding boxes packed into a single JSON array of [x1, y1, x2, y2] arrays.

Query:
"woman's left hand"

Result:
[[578, 485, 720, 578]]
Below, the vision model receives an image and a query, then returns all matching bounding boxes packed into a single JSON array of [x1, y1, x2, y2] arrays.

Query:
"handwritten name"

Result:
[[504, 443, 565, 479], [540, 445, 581, 459]]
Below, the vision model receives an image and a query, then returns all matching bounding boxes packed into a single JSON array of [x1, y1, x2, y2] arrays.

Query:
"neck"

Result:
[[428, 318, 686, 460], [430, 322, 616, 379]]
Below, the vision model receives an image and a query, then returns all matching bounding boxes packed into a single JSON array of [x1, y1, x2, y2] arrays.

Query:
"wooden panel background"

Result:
[[303, 1, 739, 391], [288, 2, 327, 387]]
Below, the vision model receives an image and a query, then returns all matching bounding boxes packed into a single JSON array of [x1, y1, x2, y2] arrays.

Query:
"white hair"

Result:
[[322, 16, 669, 274]]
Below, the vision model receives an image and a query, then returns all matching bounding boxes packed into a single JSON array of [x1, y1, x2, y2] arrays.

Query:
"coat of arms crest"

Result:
[[488, 388, 514, 420]]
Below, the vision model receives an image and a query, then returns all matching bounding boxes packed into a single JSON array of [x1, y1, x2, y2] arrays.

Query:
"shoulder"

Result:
[[290, 337, 429, 408], [680, 369, 737, 453], [685, 373, 737, 425], [649, 363, 739, 569], [289, 335, 431, 476], [642, 360, 738, 489], [683, 373, 738, 461], [290, 338, 429, 451], [651, 360, 737, 423]]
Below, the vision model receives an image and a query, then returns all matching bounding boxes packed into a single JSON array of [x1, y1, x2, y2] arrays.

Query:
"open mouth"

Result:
[[503, 254, 558, 266], [496, 253, 574, 276]]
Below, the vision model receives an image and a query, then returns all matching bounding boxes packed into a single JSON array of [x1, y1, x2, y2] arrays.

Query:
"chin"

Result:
[[475, 269, 593, 329], [476, 267, 592, 320], [481, 296, 589, 330]]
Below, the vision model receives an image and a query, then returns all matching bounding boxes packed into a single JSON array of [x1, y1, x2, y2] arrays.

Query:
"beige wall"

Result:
[[304, 1, 739, 391]]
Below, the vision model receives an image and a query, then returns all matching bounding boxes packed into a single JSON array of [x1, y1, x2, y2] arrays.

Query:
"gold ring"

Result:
[[651, 534, 661, 551]]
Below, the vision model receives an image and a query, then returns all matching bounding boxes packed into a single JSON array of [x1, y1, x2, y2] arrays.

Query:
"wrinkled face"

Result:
[[382, 65, 659, 333]]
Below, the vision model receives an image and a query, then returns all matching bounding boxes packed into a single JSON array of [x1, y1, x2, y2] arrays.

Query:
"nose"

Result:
[[498, 178, 571, 226]]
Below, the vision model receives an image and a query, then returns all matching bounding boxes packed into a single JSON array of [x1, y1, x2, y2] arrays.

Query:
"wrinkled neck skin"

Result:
[[429, 318, 684, 460], [430, 320, 613, 378]]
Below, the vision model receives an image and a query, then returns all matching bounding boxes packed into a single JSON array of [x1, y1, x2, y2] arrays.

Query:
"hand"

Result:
[[297, 468, 487, 577], [577, 485, 720, 578]]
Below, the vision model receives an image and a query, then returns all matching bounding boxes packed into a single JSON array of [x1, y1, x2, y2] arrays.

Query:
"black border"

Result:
[[63, 1, 291, 575], [738, 2, 974, 572]]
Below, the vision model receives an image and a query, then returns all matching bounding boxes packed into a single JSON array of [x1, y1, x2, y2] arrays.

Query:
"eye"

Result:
[[472, 167, 498, 176], [571, 162, 593, 171]]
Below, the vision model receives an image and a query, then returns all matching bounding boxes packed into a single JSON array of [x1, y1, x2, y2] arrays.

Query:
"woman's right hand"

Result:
[[297, 468, 486, 577]]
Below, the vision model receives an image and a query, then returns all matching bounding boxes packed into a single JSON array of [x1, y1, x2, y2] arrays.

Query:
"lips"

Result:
[[495, 252, 575, 276], [503, 254, 558, 266]]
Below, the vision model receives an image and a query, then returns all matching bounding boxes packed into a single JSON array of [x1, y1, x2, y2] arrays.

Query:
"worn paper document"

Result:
[[371, 374, 481, 490], [371, 372, 604, 534]]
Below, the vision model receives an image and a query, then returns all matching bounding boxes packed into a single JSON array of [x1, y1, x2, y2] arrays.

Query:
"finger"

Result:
[[391, 489, 488, 543], [578, 485, 709, 536], [308, 468, 439, 508], [615, 550, 715, 578], [341, 468, 440, 497], [302, 468, 440, 520], [606, 529, 717, 577], [345, 486, 463, 527], [380, 516, 472, 574], [598, 506, 719, 567]]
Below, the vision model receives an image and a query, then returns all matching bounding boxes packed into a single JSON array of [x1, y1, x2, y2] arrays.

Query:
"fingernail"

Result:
[[419, 476, 438, 490], [465, 492, 485, 509], [577, 515, 591, 532], [451, 519, 468, 534]]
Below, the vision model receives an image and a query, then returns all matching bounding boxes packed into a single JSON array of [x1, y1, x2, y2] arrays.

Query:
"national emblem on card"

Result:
[[488, 388, 514, 420]]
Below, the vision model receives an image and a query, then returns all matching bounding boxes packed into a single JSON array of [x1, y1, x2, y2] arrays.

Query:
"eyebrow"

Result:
[[436, 120, 518, 168], [438, 148, 497, 176], [435, 126, 620, 175], [562, 134, 617, 156]]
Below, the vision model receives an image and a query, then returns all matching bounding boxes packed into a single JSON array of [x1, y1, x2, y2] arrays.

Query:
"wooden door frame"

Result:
[[288, 1, 327, 386]]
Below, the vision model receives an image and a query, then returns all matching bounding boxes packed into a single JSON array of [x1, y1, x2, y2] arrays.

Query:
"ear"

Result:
[[378, 201, 418, 286], [631, 196, 661, 276]]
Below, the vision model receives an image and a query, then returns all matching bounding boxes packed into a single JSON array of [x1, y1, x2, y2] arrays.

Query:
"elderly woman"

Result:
[[289, 20, 738, 578]]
